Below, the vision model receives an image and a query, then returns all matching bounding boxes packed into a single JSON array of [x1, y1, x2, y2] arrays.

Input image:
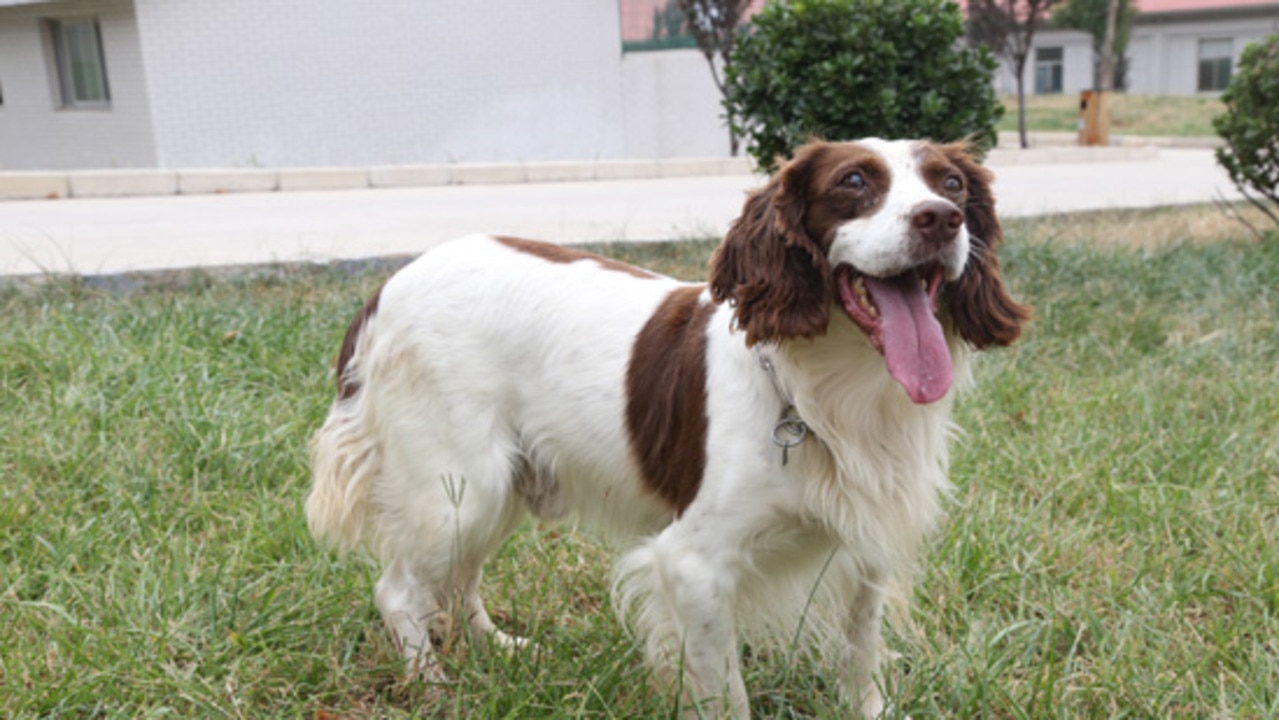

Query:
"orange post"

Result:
[[1078, 90, 1111, 146]]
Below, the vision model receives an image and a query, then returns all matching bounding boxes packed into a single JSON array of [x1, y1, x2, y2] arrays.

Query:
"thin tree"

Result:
[[1054, 0, 1135, 90], [676, 0, 754, 155], [1098, 0, 1121, 92], [968, 0, 1061, 149]]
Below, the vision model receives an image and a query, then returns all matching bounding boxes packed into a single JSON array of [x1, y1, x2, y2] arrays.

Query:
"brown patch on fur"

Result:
[[915, 143, 970, 204], [799, 144, 891, 247], [708, 143, 847, 345], [495, 235, 659, 279], [625, 286, 716, 515], [335, 282, 384, 401], [935, 143, 1032, 349]]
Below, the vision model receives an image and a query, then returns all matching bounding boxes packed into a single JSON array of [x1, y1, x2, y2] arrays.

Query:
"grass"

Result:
[[2, 206, 1277, 718], [998, 93, 1225, 138]]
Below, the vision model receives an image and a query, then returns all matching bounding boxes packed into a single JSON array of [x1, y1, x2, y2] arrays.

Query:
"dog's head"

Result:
[[709, 139, 1030, 404]]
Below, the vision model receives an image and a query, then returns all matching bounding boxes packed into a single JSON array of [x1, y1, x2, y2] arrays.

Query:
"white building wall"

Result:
[[992, 29, 1094, 96], [621, 48, 732, 158], [0, 0, 157, 170], [997, 12, 1279, 98], [131, 0, 630, 168], [1128, 15, 1279, 94], [1126, 33, 1160, 93]]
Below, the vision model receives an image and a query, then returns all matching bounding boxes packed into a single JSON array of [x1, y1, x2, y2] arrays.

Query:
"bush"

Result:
[[1214, 34, 1279, 232], [724, 0, 1003, 170]]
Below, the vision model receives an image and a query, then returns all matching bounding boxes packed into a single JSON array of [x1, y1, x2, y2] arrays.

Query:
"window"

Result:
[[1198, 39, 1232, 92], [618, 0, 761, 53], [49, 18, 111, 108], [1034, 46, 1064, 94]]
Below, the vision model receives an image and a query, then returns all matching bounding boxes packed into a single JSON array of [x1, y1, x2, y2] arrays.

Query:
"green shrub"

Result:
[[724, 0, 1003, 170], [1214, 34, 1279, 232]]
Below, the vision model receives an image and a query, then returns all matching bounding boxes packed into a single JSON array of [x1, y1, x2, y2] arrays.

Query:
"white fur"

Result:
[[307, 141, 979, 718]]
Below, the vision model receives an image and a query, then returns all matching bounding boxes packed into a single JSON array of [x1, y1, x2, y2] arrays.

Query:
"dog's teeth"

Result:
[[851, 276, 879, 317]]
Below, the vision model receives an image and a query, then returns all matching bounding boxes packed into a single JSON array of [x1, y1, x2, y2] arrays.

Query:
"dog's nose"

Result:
[[910, 201, 964, 245]]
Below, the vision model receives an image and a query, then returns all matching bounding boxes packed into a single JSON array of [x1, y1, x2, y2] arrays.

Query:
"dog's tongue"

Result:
[[864, 275, 953, 404]]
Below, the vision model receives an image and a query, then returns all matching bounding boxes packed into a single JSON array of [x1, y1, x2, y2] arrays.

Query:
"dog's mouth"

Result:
[[835, 263, 952, 404]]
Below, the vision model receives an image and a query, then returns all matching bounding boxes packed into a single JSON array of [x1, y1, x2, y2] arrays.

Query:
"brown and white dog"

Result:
[[307, 139, 1029, 718]]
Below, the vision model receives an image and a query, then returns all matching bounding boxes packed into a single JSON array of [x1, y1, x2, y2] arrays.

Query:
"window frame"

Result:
[[1034, 46, 1064, 94], [48, 17, 112, 109], [1197, 38, 1233, 93]]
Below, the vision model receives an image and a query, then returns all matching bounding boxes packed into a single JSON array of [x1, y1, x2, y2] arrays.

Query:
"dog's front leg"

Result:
[[624, 522, 751, 718], [840, 575, 888, 719]]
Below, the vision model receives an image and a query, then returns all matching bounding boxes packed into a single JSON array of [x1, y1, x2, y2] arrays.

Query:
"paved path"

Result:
[[0, 148, 1241, 278]]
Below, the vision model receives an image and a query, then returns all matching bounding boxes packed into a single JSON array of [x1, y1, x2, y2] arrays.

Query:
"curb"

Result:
[[986, 145, 1159, 166], [0, 142, 1189, 202], [0, 255, 418, 292], [1002, 131, 1223, 150], [0, 157, 759, 202]]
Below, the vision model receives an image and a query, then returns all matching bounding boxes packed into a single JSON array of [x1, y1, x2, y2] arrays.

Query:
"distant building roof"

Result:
[[1137, 0, 1279, 12], [954, 0, 1279, 15]]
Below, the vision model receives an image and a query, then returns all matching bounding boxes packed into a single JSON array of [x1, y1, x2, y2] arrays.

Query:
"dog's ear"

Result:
[[709, 147, 832, 346], [939, 143, 1031, 349]]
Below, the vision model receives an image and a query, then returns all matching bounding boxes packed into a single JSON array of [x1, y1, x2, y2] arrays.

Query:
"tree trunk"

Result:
[[705, 55, 741, 156], [1099, 0, 1120, 92], [1015, 59, 1028, 149]]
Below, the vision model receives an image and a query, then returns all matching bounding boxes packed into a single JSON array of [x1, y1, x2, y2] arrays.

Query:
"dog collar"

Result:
[[755, 350, 810, 466]]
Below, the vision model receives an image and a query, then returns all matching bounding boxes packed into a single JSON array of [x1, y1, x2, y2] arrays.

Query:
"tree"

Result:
[[675, 0, 754, 155], [1214, 34, 1279, 237], [1053, 0, 1135, 90], [968, 0, 1061, 149], [724, 0, 1003, 171]]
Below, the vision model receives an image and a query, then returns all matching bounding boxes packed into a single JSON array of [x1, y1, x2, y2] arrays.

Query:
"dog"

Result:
[[307, 138, 1029, 717]]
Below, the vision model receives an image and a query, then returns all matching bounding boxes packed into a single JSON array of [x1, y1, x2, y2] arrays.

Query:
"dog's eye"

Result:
[[841, 171, 867, 190], [943, 175, 964, 193]]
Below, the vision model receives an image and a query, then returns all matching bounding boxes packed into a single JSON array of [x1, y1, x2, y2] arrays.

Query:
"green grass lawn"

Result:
[[3, 209, 1277, 718], [999, 94, 1225, 137]]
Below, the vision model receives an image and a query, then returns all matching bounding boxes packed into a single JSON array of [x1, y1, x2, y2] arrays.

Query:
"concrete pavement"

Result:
[[0, 147, 1243, 279]]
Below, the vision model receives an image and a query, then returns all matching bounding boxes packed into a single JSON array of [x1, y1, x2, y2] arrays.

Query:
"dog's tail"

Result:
[[306, 285, 385, 553]]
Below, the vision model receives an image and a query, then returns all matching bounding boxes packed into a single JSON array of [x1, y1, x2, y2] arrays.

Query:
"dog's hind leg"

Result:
[[375, 558, 447, 679], [461, 568, 530, 651], [372, 413, 530, 674]]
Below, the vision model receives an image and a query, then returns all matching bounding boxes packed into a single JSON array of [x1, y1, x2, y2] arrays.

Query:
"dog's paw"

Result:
[[491, 629, 533, 653], [406, 652, 447, 684]]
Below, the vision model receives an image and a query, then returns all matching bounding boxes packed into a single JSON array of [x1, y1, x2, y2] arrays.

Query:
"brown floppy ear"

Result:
[[708, 149, 832, 346], [940, 143, 1031, 349]]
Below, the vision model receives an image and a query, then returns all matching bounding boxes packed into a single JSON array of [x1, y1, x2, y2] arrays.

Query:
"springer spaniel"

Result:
[[307, 139, 1029, 718]]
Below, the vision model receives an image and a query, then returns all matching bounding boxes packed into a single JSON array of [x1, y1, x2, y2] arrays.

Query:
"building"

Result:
[[3, 1, 1277, 172], [0, 0, 737, 171], [996, 0, 1279, 95]]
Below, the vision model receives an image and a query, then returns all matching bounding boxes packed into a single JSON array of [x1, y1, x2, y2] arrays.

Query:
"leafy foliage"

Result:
[[1214, 34, 1279, 234], [723, 0, 1003, 170]]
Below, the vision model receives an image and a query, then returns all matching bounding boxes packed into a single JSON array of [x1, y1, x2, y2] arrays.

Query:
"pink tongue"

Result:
[[864, 275, 953, 404]]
